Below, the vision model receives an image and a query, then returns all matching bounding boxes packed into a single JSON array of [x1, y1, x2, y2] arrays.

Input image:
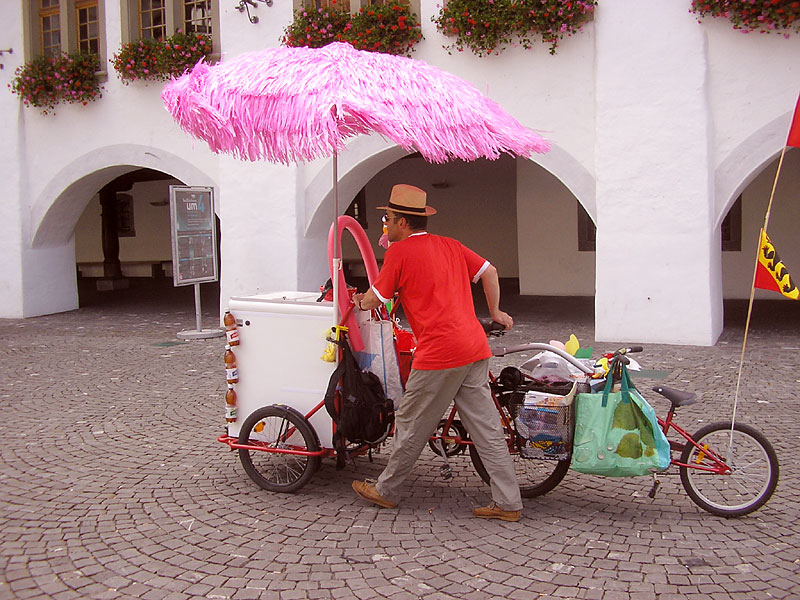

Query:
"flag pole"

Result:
[[732, 93, 800, 451], [731, 144, 789, 433]]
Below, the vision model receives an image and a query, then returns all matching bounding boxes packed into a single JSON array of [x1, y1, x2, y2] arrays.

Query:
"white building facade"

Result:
[[1, 0, 798, 345]]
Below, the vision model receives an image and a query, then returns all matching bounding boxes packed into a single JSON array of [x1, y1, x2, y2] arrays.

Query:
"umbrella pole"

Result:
[[332, 148, 340, 336]]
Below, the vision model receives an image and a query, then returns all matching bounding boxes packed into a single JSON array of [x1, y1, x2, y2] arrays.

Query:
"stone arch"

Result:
[[31, 143, 218, 248], [532, 142, 597, 225], [18, 144, 219, 317], [714, 112, 794, 229], [296, 136, 596, 296], [516, 145, 597, 297], [302, 136, 408, 240], [301, 136, 596, 238]]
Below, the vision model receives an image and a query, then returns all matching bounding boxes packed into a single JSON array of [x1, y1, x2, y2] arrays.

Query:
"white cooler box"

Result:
[[227, 291, 337, 449]]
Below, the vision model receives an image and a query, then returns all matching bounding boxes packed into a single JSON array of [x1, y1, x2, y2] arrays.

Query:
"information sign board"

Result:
[[169, 186, 218, 286]]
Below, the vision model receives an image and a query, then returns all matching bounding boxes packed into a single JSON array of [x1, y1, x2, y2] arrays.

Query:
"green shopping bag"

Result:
[[570, 361, 670, 477]]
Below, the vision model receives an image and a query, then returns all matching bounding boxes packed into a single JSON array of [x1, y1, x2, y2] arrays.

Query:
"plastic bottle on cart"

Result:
[[223, 310, 240, 346], [224, 344, 239, 384], [225, 384, 238, 423]]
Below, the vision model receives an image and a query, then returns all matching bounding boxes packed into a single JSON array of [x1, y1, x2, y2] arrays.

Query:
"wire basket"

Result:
[[515, 383, 576, 461]]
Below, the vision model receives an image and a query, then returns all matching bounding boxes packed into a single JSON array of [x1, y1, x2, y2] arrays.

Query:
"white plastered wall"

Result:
[[1, 0, 303, 318], [2, 0, 799, 344], [594, 0, 719, 345], [0, 2, 27, 318]]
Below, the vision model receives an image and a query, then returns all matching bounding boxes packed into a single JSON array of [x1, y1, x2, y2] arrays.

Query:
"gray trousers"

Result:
[[375, 359, 523, 511]]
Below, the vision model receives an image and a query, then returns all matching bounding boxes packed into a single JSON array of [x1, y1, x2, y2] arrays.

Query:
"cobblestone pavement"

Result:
[[1, 280, 799, 600]]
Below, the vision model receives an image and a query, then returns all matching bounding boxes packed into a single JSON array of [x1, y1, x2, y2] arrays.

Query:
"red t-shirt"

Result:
[[372, 233, 491, 370]]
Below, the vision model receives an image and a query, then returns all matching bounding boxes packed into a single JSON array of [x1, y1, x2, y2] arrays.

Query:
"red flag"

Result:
[[754, 229, 799, 300], [788, 93, 800, 148]]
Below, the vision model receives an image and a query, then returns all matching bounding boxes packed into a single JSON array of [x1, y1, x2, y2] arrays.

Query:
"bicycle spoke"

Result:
[[680, 422, 778, 517], [266, 457, 305, 484], [238, 406, 320, 493], [688, 438, 769, 505], [250, 418, 310, 484]]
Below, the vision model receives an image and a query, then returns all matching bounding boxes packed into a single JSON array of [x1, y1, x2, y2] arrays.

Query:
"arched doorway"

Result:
[[28, 145, 219, 317], [326, 150, 596, 320], [295, 137, 596, 335], [74, 169, 222, 311], [719, 147, 800, 329]]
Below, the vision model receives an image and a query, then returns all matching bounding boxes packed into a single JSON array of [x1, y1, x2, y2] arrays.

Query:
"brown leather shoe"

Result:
[[473, 502, 521, 522], [352, 480, 398, 509]]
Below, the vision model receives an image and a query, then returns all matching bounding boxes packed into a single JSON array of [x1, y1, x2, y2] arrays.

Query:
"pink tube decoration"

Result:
[[328, 215, 380, 352]]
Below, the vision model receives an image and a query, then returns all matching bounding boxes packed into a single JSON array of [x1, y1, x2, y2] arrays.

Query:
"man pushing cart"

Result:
[[351, 184, 522, 522]]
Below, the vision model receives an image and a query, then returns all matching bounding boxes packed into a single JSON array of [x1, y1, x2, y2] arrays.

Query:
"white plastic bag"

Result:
[[520, 351, 595, 380], [354, 310, 403, 408]]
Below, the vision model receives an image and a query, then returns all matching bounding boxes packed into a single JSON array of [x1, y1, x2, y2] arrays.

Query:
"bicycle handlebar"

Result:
[[612, 346, 643, 365], [617, 346, 643, 355], [479, 318, 507, 336], [492, 342, 596, 375], [486, 323, 644, 376]]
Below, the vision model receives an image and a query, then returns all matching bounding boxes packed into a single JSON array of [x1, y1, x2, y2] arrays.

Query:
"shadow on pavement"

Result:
[[77, 276, 800, 338], [78, 276, 221, 312]]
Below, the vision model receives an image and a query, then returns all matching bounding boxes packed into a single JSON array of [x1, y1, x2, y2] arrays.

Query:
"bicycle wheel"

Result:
[[469, 444, 570, 498], [428, 419, 468, 457], [238, 405, 321, 493], [679, 421, 779, 517]]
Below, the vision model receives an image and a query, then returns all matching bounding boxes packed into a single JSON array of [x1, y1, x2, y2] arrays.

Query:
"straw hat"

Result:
[[377, 184, 437, 216]]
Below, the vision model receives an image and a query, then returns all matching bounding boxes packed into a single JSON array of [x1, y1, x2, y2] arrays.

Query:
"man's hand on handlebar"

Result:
[[490, 310, 513, 331], [479, 315, 512, 337]]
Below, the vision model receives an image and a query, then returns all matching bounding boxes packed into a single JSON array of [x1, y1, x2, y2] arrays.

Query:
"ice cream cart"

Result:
[[216, 216, 402, 492], [160, 42, 551, 493]]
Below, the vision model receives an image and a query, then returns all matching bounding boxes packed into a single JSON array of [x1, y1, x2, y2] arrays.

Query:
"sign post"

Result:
[[169, 185, 224, 340]]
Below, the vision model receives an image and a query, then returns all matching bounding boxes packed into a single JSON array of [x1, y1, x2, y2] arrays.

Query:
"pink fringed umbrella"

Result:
[[161, 42, 549, 338]]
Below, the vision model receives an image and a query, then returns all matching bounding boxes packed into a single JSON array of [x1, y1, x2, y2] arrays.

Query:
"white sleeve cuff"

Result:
[[473, 261, 490, 283], [371, 285, 390, 304]]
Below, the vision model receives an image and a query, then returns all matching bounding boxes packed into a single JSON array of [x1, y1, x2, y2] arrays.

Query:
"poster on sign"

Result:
[[169, 186, 218, 287]]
